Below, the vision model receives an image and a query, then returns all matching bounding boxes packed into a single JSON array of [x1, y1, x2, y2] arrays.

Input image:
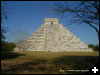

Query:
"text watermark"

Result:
[[60, 69, 89, 72]]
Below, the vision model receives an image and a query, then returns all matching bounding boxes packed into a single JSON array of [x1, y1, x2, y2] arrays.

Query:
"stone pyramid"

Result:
[[14, 18, 93, 52]]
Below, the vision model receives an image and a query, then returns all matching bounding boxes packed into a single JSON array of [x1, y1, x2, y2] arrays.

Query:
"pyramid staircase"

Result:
[[14, 18, 93, 52]]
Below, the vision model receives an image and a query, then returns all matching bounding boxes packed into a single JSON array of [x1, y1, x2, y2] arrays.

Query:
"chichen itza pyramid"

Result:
[[14, 18, 93, 52]]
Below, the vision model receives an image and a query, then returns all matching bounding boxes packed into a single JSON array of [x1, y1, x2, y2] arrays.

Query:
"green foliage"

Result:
[[88, 44, 99, 51], [1, 41, 16, 51], [6, 42, 16, 51], [94, 45, 99, 51], [88, 44, 95, 49], [1, 41, 16, 59]]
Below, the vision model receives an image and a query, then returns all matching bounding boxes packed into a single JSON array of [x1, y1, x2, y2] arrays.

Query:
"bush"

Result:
[[88, 44, 99, 51], [1, 41, 16, 59], [88, 44, 95, 49], [94, 45, 99, 51], [6, 42, 16, 51], [1, 41, 16, 51]]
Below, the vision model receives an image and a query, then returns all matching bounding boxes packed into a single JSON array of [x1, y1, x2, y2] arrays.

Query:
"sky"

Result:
[[1, 1, 99, 45]]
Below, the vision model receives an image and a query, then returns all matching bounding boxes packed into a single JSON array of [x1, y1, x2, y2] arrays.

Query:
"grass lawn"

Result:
[[1, 51, 99, 74]]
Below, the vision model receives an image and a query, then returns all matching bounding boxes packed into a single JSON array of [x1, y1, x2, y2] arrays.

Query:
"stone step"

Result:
[[14, 18, 93, 52]]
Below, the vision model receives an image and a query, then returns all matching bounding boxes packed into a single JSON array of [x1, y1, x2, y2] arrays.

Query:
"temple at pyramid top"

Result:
[[14, 18, 93, 52], [44, 18, 59, 24]]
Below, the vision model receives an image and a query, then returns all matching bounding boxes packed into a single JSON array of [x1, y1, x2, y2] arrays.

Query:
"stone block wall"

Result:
[[14, 18, 93, 52]]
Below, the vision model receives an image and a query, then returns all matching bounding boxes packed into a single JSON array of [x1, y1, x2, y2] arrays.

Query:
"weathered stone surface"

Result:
[[14, 18, 93, 52]]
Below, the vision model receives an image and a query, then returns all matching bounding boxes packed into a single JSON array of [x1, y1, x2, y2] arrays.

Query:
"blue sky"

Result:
[[1, 1, 99, 45]]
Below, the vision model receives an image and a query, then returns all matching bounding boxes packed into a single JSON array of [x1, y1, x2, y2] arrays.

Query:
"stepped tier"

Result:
[[14, 18, 93, 52]]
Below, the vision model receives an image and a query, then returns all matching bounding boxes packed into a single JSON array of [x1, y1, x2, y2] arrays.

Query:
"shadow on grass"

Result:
[[52, 56, 99, 74], [1, 55, 99, 74], [1, 51, 25, 60], [1, 59, 48, 74]]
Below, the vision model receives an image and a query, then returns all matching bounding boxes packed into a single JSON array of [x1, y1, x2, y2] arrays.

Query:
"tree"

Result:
[[1, 1, 8, 53], [2, 42, 16, 51], [50, 1, 99, 40], [9, 30, 29, 51], [88, 44, 99, 51], [88, 44, 95, 49], [18, 40, 29, 51], [1, 1, 8, 41], [9, 30, 29, 43], [94, 44, 99, 51], [1, 1, 8, 22], [1, 27, 6, 41]]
